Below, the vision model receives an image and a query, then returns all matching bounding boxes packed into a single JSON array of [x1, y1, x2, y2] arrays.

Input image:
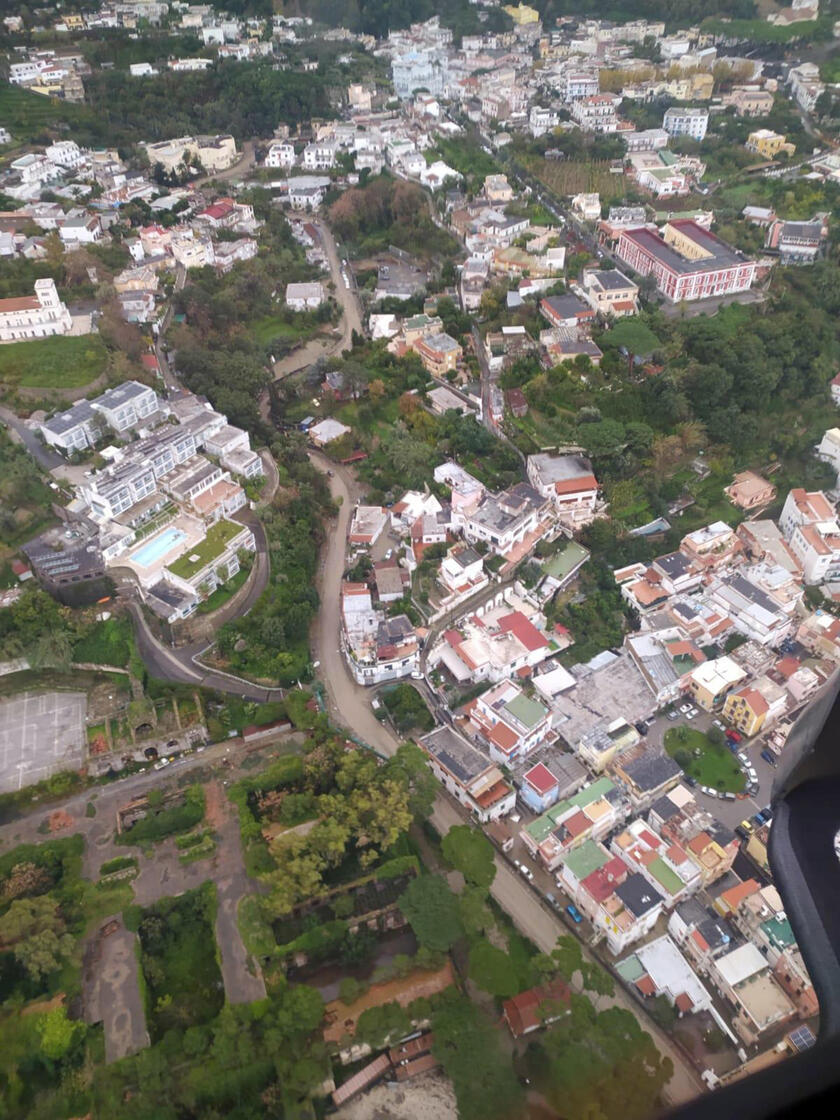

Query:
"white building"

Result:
[[420, 725, 515, 823], [0, 279, 72, 343], [526, 453, 600, 529], [285, 281, 324, 311], [302, 140, 338, 170], [91, 380, 160, 433], [266, 141, 296, 169], [662, 107, 709, 142], [45, 140, 85, 170]]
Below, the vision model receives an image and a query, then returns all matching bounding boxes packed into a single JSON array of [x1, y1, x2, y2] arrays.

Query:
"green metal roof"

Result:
[[505, 691, 548, 730], [525, 777, 615, 843], [762, 916, 795, 950], [562, 839, 608, 881], [543, 541, 589, 580], [647, 857, 683, 896]]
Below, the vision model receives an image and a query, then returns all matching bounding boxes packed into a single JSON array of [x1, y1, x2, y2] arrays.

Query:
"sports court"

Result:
[[0, 691, 87, 793]]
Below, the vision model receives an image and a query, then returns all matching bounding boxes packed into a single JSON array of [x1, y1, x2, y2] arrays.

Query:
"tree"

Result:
[[37, 1005, 84, 1062], [398, 875, 463, 952], [382, 742, 437, 821], [0, 896, 75, 982], [468, 941, 519, 999], [459, 885, 492, 937], [581, 962, 615, 998], [441, 825, 496, 891]]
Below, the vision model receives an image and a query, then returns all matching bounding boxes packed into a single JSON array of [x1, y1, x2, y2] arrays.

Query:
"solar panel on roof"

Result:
[[788, 1026, 816, 1052]]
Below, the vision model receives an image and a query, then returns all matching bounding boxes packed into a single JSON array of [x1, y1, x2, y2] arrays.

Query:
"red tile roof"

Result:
[[636, 975, 656, 997], [498, 611, 548, 652], [523, 762, 559, 796], [502, 978, 571, 1038], [675, 992, 694, 1013], [562, 809, 591, 839]]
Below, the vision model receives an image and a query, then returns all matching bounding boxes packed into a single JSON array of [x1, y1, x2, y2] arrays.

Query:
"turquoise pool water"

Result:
[[131, 527, 187, 567]]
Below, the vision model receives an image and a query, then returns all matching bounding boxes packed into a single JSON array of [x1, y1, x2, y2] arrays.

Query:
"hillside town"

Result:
[[2, 1, 840, 1119]]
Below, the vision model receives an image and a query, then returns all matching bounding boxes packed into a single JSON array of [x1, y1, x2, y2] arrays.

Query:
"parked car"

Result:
[[679, 704, 691, 714], [760, 749, 778, 767], [727, 729, 742, 743], [684, 775, 697, 787], [513, 859, 522, 872], [519, 864, 534, 882], [667, 710, 680, 721], [700, 785, 715, 797], [762, 805, 774, 821], [510, 813, 521, 824], [545, 892, 561, 912], [634, 720, 649, 736], [713, 719, 725, 731], [722, 792, 736, 801], [566, 904, 583, 924], [735, 822, 753, 840], [737, 751, 748, 764], [685, 710, 696, 720]]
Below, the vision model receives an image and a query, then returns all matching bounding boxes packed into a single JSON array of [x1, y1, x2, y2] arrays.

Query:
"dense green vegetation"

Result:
[[116, 786, 206, 846], [525, 994, 673, 1120], [0, 836, 133, 1117], [329, 173, 459, 260], [0, 429, 56, 552], [131, 884, 223, 1040], [300, 0, 511, 40], [71, 616, 137, 669], [214, 437, 330, 685], [382, 682, 434, 733]]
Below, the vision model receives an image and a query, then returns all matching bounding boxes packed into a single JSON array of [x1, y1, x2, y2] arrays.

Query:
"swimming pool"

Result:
[[131, 527, 187, 568]]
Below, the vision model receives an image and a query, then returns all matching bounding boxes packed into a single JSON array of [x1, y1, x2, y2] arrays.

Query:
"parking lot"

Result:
[[0, 691, 87, 794], [645, 708, 775, 830]]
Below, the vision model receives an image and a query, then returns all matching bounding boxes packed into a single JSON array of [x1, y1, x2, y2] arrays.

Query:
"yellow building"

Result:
[[687, 656, 746, 710], [746, 130, 796, 160], [746, 824, 770, 874], [504, 3, 540, 24], [723, 687, 769, 738]]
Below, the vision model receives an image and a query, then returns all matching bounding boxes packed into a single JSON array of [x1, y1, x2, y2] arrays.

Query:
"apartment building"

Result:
[[91, 381, 159, 433], [419, 725, 515, 822], [687, 656, 747, 710], [570, 93, 621, 133], [579, 268, 639, 317], [467, 680, 552, 765], [463, 482, 550, 555], [522, 777, 625, 871], [615, 221, 756, 303], [662, 108, 708, 141]]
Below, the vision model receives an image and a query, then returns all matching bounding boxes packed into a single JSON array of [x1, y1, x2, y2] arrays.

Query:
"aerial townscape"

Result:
[[2, 0, 840, 1117]]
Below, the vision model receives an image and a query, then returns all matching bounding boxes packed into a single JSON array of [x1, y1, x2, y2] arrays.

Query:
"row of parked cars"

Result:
[[736, 805, 774, 840], [513, 859, 585, 924]]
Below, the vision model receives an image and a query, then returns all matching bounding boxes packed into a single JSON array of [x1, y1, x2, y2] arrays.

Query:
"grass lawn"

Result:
[[0, 334, 109, 389], [168, 519, 243, 581], [665, 727, 745, 793], [251, 314, 315, 346], [198, 563, 249, 613]]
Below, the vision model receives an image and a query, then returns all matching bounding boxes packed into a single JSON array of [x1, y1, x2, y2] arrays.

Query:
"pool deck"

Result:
[[112, 512, 206, 589]]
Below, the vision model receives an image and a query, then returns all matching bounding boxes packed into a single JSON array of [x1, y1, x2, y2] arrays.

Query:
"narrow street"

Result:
[[270, 216, 364, 382]]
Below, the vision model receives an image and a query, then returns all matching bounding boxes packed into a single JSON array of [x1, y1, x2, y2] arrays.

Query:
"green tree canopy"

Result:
[[441, 825, 496, 892], [398, 875, 463, 953]]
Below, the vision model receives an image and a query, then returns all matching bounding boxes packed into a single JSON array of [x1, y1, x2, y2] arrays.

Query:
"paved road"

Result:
[[308, 450, 397, 756], [0, 405, 63, 471], [270, 216, 364, 382], [84, 917, 149, 1063], [195, 139, 257, 187]]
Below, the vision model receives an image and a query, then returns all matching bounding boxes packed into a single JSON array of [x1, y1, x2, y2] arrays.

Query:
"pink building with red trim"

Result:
[[615, 220, 757, 303]]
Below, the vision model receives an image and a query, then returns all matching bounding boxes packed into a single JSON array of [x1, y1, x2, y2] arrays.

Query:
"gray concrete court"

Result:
[[0, 691, 87, 793]]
